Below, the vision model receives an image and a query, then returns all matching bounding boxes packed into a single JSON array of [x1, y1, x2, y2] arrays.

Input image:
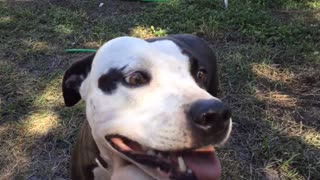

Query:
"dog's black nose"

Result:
[[189, 99, 231, 130]]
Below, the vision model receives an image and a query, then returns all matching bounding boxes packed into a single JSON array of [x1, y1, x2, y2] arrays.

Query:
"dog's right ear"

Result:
[[62, 53, 95, 107]]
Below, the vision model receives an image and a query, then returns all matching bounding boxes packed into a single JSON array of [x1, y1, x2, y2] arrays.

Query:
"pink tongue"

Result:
[[183, 147, 221, 180]]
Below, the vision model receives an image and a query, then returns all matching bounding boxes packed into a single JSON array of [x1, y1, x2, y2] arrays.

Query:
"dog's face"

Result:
[[63, 35, 232, 180]]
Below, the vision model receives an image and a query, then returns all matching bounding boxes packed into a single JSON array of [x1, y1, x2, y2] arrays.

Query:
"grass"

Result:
[[0, 0, 319, 179]]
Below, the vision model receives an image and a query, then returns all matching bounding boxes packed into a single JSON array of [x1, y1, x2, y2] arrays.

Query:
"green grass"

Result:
[[0, 0, 319, 179]]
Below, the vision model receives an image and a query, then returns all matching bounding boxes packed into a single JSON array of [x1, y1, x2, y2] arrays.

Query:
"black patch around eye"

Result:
[[186, 53, 207, 89], [182, 49, 200, 82], [98, 68, 124, 94], [197, 69, 207, 82], [190, 57, 199, 79]]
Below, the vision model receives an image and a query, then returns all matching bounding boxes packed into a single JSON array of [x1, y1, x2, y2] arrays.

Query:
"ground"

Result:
[[0, 0, 319, 179]]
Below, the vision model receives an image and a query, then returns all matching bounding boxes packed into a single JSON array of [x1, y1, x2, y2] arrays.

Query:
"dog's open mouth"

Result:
[[106, 135, 221, 180]]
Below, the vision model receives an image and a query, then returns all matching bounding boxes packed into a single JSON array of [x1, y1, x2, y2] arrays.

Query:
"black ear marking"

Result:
[[62, 53, 95, 107]]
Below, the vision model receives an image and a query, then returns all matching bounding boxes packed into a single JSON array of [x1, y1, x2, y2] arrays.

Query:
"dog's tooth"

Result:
[[177, 156, 187, 172], [146, 150, 155, 156], [187, 169, 193, 174], [156, 152, 163, 158]]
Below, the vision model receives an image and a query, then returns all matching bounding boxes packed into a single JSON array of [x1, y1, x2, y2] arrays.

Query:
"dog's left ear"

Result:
[[62, 53, 95, 107]]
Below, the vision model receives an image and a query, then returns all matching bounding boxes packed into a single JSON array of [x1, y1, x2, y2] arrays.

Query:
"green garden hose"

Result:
[[65, 49, 97, 53]]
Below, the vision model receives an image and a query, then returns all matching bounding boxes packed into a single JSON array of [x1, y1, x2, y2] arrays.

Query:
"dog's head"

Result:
[[63, 35, 232, 180]]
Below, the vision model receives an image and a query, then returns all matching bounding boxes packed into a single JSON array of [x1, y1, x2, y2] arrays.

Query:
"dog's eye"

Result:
[[125, 72, 148, 86], [197, 69, 207, 82]]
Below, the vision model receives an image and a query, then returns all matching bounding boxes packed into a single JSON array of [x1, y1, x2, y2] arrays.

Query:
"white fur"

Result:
[[77, 36, 232, 178]]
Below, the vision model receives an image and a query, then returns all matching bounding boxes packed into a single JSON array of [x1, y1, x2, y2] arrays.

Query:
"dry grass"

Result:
[[0, 0, 319, 179]]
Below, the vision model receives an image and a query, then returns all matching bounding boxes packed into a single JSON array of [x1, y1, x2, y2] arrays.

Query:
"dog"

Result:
[[62, 34, 232, 180]]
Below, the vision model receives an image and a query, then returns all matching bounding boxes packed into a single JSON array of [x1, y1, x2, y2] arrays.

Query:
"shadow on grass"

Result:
[[217, 43, 320, 179], [0, 0, 319, 179]]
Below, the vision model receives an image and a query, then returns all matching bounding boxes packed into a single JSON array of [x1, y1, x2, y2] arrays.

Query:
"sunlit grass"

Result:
[[252, 63, 295, 84], [0, 16, 11, 23], [255, 91, 298, 107], [130, 25, 168, 39], [24, 111, 60, 135], [54, 24, 73, 35], [33, 76, 63, 108], [84, 41, 102, 49], [308, 1, 320, 9], [0, 123, 31, 178], [130, 26, 156, 39], [32, 41, 49, 52]]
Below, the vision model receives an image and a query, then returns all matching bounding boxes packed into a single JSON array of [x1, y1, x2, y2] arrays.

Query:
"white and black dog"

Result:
[[62, 34, 232, 180]]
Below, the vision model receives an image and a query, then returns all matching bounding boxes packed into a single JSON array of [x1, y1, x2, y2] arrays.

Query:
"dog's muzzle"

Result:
[[104, 99, 231, 180]]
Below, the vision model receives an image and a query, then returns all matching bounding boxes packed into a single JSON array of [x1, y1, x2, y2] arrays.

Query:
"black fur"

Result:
[[98, 68, 124, 94], [147, 34, 218, 97], [62, 53, 95, 107]]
